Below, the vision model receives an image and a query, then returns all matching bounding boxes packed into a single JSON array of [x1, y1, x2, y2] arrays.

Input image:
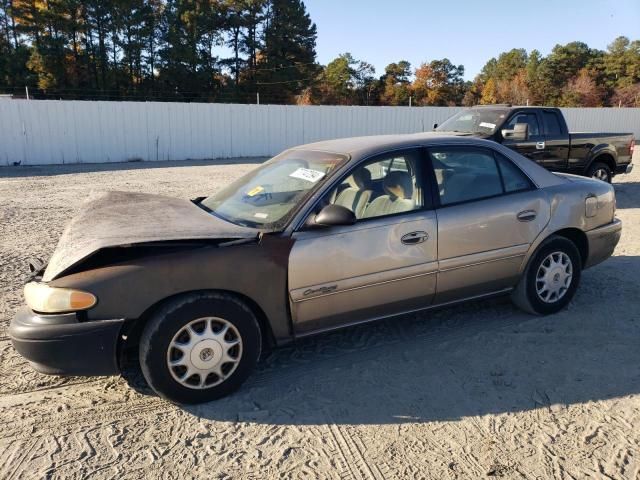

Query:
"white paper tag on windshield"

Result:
[[479, 122, 496, 129], [254, 212, 269, 219], [289, 168, 326, 183]]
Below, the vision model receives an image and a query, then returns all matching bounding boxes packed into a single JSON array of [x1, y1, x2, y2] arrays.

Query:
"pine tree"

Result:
[[379, 61, 411, 106], [158, 0, 224, 100], [259, 0, 317, 103]]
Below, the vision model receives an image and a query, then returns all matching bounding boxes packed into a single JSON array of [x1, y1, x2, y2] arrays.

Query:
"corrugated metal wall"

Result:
[[560, 107, 640, 135], [0, 100, 638, 166]]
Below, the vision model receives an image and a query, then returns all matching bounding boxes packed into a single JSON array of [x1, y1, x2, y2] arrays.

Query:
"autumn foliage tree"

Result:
[[469, 37, 639, 107], [612, 83, 640, 107], [411, 58, 464, 106], [480, 78, 497, 104], [560, 68, 604, 107]]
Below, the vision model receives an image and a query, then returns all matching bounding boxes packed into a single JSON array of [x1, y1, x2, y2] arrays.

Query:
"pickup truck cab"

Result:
[[435, 105, 635, 182]]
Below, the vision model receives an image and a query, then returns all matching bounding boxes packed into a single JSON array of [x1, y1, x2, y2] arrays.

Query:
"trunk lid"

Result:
[[43, 191, 257, 281]]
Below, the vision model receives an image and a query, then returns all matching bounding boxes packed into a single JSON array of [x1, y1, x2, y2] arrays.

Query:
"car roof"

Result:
[[289, 132, 565, 190], [289, 132, 502, 159], [468, 105, 561, 111]]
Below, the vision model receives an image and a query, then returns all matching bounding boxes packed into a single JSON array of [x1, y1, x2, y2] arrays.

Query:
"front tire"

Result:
[[139, 292, 261, 404], [512, 236, 582, 315], [587, 161, 612, 183]]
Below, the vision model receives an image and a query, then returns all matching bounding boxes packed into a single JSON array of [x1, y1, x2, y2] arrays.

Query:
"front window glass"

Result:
[[201, 150, 347, 229], [505, 112, 540, 136], [436, 109, 508, 134], [327, 151, 422, 220]]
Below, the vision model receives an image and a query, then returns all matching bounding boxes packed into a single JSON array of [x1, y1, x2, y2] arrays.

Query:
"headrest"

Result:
[[352, 168, 372, 189], [383, 171, 413, 199]]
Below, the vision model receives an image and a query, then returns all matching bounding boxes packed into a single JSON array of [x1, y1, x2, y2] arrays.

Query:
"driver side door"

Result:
[[501, 111, 545, 163], [287, 148, 438, 335]]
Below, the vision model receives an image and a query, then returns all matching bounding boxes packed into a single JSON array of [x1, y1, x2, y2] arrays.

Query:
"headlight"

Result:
[[24, 282, 97, 313]]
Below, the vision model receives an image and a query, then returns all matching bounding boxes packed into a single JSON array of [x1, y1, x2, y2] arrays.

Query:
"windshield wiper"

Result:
[[448, 130, 473, 135], [192, 199, 213, 214]]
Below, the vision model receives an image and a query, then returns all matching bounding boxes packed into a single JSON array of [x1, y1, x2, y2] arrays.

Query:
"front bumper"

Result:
[[9, 307, 124, 376], [584, 218, 622, 269]]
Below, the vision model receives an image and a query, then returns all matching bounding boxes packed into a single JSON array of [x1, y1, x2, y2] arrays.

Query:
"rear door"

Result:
[[540, 109, 570, 171], [428, 145, 550, 304], [288, 148, 438, 334]]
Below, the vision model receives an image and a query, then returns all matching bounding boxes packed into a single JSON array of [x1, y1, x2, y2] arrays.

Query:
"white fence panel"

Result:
[[561, 107, 640, 137], [0, 101, 24, 165], [0, 100, 638, 166]]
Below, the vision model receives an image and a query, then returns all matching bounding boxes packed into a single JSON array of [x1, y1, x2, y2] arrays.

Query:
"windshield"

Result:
[[201, 150, 347, 229], [436, 109, 508, 134]]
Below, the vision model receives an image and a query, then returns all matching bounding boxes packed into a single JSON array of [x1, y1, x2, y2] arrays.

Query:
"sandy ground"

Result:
[[0, 157, 639, 480]]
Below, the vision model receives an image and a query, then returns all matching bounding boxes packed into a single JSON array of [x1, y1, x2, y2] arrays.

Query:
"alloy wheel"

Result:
[[535, 252, 573, 303], [592, 168, 609, 182], [166, 317, 243, 389]]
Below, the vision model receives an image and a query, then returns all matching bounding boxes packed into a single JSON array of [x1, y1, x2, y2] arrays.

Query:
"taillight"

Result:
[[630, 138, 636, 156]]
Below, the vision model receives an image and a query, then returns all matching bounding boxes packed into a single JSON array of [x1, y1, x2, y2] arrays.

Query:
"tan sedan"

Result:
[[10, 134, 622, 404]]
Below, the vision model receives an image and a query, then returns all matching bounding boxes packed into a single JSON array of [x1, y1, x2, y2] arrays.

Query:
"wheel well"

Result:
[[551, 228, 588, 266], [119, 290, 276, 362], [590, 153, 616, 174]]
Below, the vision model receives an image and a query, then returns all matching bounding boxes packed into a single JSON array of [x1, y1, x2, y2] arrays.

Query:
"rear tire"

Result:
[[139, 292, 261, 404], [587, 161, 612, 183], [512, 236, 582, 315]]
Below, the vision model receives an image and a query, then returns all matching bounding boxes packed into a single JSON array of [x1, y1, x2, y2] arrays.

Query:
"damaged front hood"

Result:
[[43, 191, 257, 281]]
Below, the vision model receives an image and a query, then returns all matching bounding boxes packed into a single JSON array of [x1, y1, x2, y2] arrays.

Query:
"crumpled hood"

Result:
[[43, 191, 256, 281]]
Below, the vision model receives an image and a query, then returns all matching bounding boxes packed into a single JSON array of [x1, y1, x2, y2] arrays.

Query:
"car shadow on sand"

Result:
[[0, 157, 267, 178], [122, 255, 640, 426], [613, 181, 640, 209]]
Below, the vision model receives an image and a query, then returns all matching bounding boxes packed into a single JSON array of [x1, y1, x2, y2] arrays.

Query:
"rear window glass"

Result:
[[495, 154, 533, 193], [543, 112, 563, 136], [430, 148, 503, 205]]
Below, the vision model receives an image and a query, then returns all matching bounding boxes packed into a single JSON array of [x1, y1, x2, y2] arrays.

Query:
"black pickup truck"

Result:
[[435, 105, 635, 182]]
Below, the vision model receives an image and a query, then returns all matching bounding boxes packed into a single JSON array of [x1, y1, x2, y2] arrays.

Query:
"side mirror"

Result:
[[501, 123, 528, 141], [432, 123, 438, 130], [314, 204, 356, 227]]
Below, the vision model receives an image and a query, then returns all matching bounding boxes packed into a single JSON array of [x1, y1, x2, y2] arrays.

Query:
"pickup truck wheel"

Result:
[[511, 236, 582, 315], [139, 292, 261, 404], [587, 162, 612, 183]]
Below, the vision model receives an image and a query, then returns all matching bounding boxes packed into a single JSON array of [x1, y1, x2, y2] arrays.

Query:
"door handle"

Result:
[[401, 231, 429, 245], [536, 141, 546, 150], [517, 210, 537, 222]]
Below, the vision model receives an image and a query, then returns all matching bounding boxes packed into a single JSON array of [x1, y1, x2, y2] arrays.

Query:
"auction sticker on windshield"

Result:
[[246, 185, 264, 197], [479, 122, 496, 129], [289, 168, 326, 183]]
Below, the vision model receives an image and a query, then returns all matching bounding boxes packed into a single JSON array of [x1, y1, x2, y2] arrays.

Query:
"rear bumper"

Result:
[[584, 219, 622, 269], [9, 307, 124, 376], [615, 163, 633, 175]]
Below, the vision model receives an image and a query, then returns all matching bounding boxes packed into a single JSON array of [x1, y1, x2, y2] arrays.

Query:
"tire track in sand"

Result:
[[323, 409, 387, 480]]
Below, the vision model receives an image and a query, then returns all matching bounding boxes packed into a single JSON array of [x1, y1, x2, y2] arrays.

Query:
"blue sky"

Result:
[[304, 0, 640, 80]]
